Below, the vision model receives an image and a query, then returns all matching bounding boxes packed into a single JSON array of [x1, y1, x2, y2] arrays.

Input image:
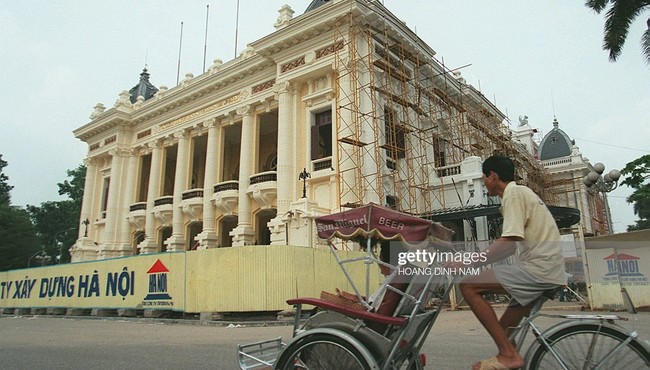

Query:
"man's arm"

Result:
[[445, 236, 521, 270], [477, 236, 521, 267]]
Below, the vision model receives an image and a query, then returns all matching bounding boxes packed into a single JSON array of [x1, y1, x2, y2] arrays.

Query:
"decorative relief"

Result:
[[147, 138, 164, 151], [159, 93, 241, 131], [273, 80, 294, 95], [114, 90, 132, 111], [104, 135, 117, 145], [279, 42, 343, 75], [155, 85, 168, 100], [209, 59, 223, 75], [89, 142, 100, 152], [108, 147, 132, 158], [83, 157, 97, 167], [304, 51, 316, 65], [236, 104, 252, 116], [316, 41, 344, 59], [252, 79, 276, 94], [90, 103, 106, 119], [281, 56, 305, 73], [273, 5, 294, 30], [181, 73, 194, 87], [137, 129, 151, 140], [174, 128, 191, 140]]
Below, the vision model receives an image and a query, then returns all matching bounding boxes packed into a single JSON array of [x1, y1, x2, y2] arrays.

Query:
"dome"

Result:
[[128, 68, 159, 104], [538, 118, 574, 160], [305, 0, 331, 13]]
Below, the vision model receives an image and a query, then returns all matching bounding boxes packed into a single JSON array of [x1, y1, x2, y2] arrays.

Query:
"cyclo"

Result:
[[238, 203, 650, 369]]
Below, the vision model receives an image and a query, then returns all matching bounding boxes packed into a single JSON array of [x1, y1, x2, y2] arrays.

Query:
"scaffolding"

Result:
[[332, 7, 553, 215]]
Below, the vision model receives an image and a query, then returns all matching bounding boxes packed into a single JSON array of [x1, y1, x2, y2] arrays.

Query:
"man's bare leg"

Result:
[[460, 270, 524, 370], [500, 304, 533, 344]]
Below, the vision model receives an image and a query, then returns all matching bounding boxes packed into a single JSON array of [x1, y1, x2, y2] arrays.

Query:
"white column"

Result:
[[275, 81, 295, 214], [231, 105, 255, 246], [115, 148, 140, 256], [70, 157, 99, 262], [139, 140, 164, 254], [78, 158, 97, 239], [269, 81, 295, 245], [100, 148, 128, 259], [197, 118, 220, 249], [166, 129, 192, 251]]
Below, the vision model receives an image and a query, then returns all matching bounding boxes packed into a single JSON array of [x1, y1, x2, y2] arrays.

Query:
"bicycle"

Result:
[[511, 287, 649, 370], [237, 204, 649, 369]]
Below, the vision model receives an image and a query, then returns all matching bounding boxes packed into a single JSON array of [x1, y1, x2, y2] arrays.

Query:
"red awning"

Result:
[[315, 203, 453, 246]]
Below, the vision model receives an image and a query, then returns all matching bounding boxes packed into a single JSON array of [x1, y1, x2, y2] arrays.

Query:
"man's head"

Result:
[[482, 155, 515, 196]]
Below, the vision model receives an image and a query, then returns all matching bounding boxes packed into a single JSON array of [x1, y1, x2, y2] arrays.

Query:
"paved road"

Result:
[[1, 309, 648, 369]]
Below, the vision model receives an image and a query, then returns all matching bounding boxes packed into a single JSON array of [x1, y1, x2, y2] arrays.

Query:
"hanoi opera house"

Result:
[[40, 0, 617, 313]]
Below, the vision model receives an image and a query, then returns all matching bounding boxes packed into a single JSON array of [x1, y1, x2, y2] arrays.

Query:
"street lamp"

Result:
[[583, 162, 621, 194], [53, 227, 75, 264], [28, 250, 52, 268], [299, 168, 311, 198]]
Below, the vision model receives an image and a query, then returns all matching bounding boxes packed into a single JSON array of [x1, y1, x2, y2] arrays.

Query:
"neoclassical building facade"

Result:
[[69, 0, 611, 262]]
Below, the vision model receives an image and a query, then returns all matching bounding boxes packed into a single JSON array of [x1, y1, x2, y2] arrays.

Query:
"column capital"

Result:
[[174, 128, 192, 140], [236, 104, 254, 117], [201, 117, 219, 129], [108, 147, 132, 158], [83, 157, 98, 167], [273, 80, 295, 96], [146, 138, 165, 151]]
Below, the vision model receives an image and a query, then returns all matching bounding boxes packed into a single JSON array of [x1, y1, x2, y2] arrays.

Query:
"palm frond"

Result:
[[603, 1, 648, 61], [586, 0, 611, 13], [643, 18, 650, 64]]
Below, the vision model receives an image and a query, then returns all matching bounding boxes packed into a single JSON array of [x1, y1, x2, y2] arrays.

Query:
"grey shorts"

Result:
[[493, 264, 561, 307]]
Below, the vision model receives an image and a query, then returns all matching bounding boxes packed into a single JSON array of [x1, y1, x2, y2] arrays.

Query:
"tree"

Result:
[[27, 164, 86, 264], [58, 164, 86, 209], [0, 155, 12, 205], [620, 154, 650, 231], [0, 155, 40, 271], [585, 0, 650, 64]]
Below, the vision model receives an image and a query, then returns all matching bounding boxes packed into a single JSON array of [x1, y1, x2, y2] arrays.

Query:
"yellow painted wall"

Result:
[[1, 246, 380, 313]]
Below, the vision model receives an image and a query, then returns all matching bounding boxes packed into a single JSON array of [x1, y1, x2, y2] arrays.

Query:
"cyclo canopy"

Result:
[[315, 202, 453, 248]]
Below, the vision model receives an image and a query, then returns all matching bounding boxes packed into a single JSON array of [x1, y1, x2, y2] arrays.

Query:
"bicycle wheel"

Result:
[[274, 332, 372, 370], [527, 323, 649, 369]]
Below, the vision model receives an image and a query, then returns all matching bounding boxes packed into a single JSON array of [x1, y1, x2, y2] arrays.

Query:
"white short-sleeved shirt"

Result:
[[500, 182, 566, 285]]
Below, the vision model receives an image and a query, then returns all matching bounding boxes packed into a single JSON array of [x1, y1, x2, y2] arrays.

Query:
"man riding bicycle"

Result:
[[448, 155, 566, 370]]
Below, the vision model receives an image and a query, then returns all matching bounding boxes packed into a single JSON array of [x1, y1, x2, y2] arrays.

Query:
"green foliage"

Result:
[[27, 201, 79, 264], [0, 155, 40, 271], [58, 164, 86, 208], [620, 154, 650, 231], [0, 156, 86, 269], [0, 205, 40, 270], [585, 0, 650, 64], [27, 164, 85, 264], [0, 154, 13, 205]]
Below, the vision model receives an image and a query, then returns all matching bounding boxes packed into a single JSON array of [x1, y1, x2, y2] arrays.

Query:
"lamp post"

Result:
[[582, 162, 621, 194], [582, 162, 620, 234], [27, 250, 52, 268], [53, 227, 75, 264], [299, 168, 311, 198], [82, 218, 90, 237], [580, 162, 621, 310]]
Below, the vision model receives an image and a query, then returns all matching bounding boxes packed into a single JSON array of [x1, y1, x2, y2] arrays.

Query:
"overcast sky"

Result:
[[1, 1, 648, 233]]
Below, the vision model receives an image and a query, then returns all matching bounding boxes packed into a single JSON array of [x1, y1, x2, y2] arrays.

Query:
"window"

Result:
[[384, 107, 405, 161], [138, 155, 151, 202], [432, 134, 446, 167], [100, 177, 110, 219], [385, 195, 398, 210], [311, 110, 332, 160]]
